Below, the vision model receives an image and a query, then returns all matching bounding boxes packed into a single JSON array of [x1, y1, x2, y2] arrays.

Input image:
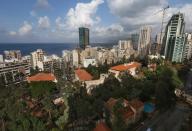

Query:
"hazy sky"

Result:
[[0, 0, 192, 43]]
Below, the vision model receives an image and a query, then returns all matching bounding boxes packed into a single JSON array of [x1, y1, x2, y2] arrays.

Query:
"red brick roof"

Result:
[[110, 62, 141, 71], [93, 122, 111, 131], [27, 73, 56, 82], [75, 69, 93, 81]]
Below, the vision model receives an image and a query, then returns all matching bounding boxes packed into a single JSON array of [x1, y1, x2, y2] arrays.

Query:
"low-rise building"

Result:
[[4, 50, 22, 61], [109, 62, 141, 78], [74, 68, 93, 82], [0, 62, 30, 85], [85, 74, 108, 94], [27, 73, 57, 83], [105, 98, 144, 127], [83, 57, 97, 68]]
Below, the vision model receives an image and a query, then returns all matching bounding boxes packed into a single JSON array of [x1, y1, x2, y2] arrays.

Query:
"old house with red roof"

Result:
[[105, 98, 144, 126], [75, 68, 93, 82], [109, 62, 141, 78], [27, 73, 57, 83]]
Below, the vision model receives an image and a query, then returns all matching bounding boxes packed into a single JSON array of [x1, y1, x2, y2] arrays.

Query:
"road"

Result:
[[136, 102, 191, 131]]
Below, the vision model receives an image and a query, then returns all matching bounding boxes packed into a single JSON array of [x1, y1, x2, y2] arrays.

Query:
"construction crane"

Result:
[[156, 5, 169, 55]]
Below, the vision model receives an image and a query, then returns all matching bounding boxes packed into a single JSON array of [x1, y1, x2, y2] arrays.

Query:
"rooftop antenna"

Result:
[[156, 5, 169, 55]]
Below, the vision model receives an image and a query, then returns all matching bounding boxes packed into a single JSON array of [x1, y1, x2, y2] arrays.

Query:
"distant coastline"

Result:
[[0, 43, 115, 56]]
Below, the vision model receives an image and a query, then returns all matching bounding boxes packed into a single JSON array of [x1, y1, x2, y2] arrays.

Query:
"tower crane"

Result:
[[156, 5, 169, 55]]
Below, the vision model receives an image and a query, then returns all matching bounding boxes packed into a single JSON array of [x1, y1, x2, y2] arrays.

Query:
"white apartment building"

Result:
[[31, 49, 45, 70], [72, 49, 80, 67], [0, 55, 4, 62], [183, 33, 192, 60], [62, 50, 72, 62], [118, 40, 133, 50]]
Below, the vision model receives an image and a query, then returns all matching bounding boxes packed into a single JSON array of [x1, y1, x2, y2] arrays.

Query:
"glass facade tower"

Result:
[[79, 27, 89, 49], [161, 13, 186, 62]]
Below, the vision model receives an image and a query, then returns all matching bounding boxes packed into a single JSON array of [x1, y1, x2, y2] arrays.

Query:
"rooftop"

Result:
[[130, 99, 144, 110], [27, 73, 56, 82], [105, 98, 134, 119], [105, 98, 144, 120], [75, 69, 93, 81], [110, 62, 141, 71]]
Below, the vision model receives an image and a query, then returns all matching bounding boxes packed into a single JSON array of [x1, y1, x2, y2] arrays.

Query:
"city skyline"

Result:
[[0, 0, 192, 43]]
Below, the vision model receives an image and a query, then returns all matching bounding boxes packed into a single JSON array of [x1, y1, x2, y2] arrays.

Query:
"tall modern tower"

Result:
[[161, 13, 185, 62], [131, 33, 139, 50], [138, 26, 152, 56], [79, 27, 89, 50]]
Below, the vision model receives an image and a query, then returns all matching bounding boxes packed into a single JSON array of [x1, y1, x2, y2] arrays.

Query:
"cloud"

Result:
[[107, 0, 192, 36], [9, 31, 17, 36], [64, 0, 104, 29], [36, 0, 50, 9], [107, 0, 167, 18], [38, 16, 50, 29], [55, 17, 65, 30], [18, 21, 33, 36]]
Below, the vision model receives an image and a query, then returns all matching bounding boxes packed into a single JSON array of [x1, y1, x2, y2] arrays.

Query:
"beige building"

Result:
[[72, 49, 80, 67], [138, 26, 152, 56], [183, 33, 192, 60]]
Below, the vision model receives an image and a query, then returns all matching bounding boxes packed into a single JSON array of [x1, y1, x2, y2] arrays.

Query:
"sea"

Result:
[[0, 43, 114, 56]]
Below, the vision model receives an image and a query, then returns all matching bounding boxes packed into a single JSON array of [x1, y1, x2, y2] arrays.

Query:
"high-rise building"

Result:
[[79, 27, 89, 49], [138, 26, 152, 56], [161, 13, 185, 62], [131, 33, 139, 50], [31, 49, 46, 70], [183, 33, 192, 60]]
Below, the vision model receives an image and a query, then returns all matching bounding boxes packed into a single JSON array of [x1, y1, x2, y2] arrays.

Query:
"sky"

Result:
[[0, 0, 192, 43]]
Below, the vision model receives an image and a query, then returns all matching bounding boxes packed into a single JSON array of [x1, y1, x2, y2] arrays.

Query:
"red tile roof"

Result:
[[110, 62, 141, 71], [75, 69, 93, 81], [93, 122, 111, 131], [27, 73, 56, 82], [120, 106, 134, 120], [105, 98, 135, 120], [129, 100, 144, 110]]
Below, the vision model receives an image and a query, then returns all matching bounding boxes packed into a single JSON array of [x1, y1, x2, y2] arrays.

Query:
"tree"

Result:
[[29, 81, 57, 99], [112, 99, 127, 131]]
